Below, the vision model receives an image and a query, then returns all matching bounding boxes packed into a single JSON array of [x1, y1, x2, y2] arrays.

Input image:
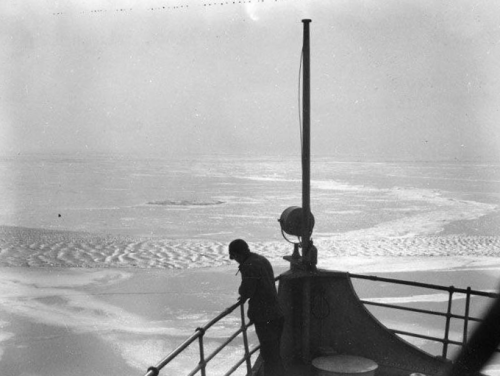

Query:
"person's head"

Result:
[[228, 239, 250, 264]]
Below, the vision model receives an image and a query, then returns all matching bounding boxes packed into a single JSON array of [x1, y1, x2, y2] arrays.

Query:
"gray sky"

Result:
[[1, 0, 500, 161]]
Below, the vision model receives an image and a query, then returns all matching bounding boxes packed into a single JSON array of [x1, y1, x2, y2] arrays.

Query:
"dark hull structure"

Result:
[[252, 270, 452, 376]]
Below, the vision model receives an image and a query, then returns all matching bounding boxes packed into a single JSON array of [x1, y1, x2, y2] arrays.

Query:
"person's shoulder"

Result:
[[248, 253, 273, 270], [241, 252, 267, 269], [248, 252, 269, 263]]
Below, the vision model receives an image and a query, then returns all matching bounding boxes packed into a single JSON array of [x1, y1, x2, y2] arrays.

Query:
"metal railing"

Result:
[[143, 300, 260, 376], [349, 273, 500, 359], [142, 272, 499, 376]]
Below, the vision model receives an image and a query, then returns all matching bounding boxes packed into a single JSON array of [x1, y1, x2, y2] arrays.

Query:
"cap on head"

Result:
[[228, 239, 250, 259]]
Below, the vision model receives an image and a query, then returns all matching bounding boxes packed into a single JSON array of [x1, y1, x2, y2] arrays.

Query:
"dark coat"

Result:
[[238, 252, 283, 323]]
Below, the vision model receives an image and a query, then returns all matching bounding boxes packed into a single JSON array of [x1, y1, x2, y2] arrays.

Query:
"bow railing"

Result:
[[143, 299, 260, 376], [349, 273, 500, 359], [143, 272, 499, 376]]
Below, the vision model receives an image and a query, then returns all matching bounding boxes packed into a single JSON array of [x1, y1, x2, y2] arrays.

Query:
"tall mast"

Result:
[[301, 19, 312, 265], [300, 19, 313, 363]]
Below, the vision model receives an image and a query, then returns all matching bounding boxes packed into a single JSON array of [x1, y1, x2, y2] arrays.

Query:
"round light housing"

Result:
[[278, 206, 315, 237]]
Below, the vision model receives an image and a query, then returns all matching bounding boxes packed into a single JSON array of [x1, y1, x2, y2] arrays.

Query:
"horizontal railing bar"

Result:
[[204, 328, 245, 363], [186, 322, 255, 376], [350, 273, 500, 298], [223, 345, 261, 376], [362, 300, 448, 317], [393, 330, 499, 354], [144, 332, 202, 376], [392, 329, 465, 346], [202, 302, 242, 332], [361, 300, 485, 323], [391, 329, 500, 354], [393, 329, 448, 343]]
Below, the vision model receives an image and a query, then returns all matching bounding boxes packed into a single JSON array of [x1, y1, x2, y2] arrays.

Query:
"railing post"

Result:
[[443, 286, 455, 358], [196, 328, 207, 376], [240, 303, 252, 375], [463, 287, 472, 346]]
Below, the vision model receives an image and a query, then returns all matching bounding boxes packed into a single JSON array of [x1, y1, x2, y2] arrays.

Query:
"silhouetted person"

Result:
[[229, 239, 285, 376]]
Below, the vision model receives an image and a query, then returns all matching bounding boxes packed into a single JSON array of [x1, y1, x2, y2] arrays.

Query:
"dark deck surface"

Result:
[[251, 357, 315, 376], [285, 361, 314, 376]]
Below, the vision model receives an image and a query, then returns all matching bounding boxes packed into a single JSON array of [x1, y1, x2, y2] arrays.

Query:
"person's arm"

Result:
[[238, 264, 260, 302]]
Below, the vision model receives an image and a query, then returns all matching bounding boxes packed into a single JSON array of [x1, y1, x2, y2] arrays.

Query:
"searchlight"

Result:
[[278, 206, 315, 243]]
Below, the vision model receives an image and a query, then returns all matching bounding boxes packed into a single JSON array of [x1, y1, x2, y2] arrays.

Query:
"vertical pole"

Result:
[[301, 19, 312, 265], [198, 334, 206, 376], [443, 287, 454, 358], [301, 19, 312, 364], [240, 303, 252, 375], [463, 287, 471, 345]]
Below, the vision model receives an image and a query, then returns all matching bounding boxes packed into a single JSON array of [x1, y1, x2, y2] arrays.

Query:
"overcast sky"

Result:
[[1, 0, 500, 161]]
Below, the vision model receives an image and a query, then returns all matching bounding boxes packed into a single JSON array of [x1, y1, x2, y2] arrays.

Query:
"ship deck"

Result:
[[252, 357, 314, 376], [286, 361, 314, 375]]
